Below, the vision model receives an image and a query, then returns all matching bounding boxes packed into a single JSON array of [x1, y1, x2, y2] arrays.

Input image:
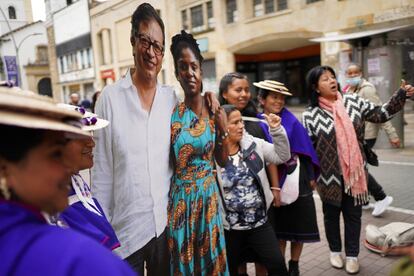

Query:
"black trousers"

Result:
[[125, 228, 170, 276], [365, 138, 387, 201], [225, 221, 288, 276], [322, 187, 362, 257]]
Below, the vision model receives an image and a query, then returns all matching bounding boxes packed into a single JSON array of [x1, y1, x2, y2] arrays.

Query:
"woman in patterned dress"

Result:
[[167, 30, 229, 275]]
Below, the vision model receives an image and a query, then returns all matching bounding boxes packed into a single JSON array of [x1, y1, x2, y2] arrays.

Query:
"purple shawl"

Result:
[[258, 108, 320, 187], [0, 200, 134, 276]]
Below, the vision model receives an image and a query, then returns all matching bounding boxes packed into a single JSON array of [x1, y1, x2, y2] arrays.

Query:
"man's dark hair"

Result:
[[306, 65, 339, 107], [170, 30, 204, 77], [130, 3, 165, 45]]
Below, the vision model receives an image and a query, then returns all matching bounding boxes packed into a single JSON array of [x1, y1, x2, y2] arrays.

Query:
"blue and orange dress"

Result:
[[168, 101, 228, 275]]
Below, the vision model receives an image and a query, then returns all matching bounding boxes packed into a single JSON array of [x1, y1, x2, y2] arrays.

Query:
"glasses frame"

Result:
[[135, 33, 164, 56]]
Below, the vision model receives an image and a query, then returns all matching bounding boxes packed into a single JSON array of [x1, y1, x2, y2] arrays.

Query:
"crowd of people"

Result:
[[1, 2, 414, 276]]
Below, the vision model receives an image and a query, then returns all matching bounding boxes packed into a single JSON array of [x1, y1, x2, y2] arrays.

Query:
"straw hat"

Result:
[[57, 103, 109, 132], [0, 87, 89, 137], [253, 80, 292, 96]]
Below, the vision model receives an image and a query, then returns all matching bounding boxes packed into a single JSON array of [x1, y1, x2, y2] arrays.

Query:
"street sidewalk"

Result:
[[247, 105, 414, 275]]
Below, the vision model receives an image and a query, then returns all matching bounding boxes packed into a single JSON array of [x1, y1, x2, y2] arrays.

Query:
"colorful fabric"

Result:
[[168, 102, 228, 275], [0, 200, 134, 276], [220, 152, 266, 230], [318, 92, 367, 200], [257, 108, 319, 188]]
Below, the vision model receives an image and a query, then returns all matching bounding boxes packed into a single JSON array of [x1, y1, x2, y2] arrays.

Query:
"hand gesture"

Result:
[[263, 113, 281, 129], [401, 79, 414, 98]]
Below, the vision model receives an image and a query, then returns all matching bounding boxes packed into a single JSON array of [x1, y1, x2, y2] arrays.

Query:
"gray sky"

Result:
[[31, 0, 46, 21]]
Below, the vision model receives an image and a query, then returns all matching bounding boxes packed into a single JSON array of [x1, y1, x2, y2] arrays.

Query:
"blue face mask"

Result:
[[346, 76, 361, 87]]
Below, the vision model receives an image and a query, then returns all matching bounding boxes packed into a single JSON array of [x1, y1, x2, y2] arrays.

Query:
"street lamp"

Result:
[[0, 7, 42, 88], [14, 32, 42, 87]]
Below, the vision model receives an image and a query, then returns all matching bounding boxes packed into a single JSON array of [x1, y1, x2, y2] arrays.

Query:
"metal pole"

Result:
[[15, 33, 42, 86]]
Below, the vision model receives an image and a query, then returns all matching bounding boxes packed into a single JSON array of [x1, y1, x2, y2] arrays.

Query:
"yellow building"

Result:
[[90, 0, 414, 104], [90, 0, 170, 91]]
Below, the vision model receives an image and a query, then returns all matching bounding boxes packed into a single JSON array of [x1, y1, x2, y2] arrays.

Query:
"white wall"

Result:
[[53, 0, 90, 44], [0, 21, 48, 89], [0, 0, 28, 35]]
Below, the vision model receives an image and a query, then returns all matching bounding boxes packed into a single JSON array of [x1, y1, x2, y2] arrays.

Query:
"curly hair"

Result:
[[130, 3, 165, 45], [170, 30, 204, 77]]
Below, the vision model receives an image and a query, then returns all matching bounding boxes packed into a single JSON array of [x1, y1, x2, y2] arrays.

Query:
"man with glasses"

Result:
[[91, 3, 174, 275]]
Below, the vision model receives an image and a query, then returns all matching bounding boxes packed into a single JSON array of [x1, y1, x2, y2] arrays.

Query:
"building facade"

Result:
[[90, 0, 414, 105], [89, 0, 168, 91], [45, 0, 95, 103], [0, 0, 33, 36], [0, 0, 50, 94]]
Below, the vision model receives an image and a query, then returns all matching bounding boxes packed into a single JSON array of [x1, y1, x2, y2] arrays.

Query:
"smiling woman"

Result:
[[49, 104, 121, 251], [167, 30, 229, 275], [0, 87, 134, 275]]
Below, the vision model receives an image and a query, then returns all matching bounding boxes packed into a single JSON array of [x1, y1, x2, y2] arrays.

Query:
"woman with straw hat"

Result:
[[0, 87, 134, 275], [48, 103, 120, 251], [255, 80, 320, 276]]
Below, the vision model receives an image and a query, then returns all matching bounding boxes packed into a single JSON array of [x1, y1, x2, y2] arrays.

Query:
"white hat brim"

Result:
[[0, 110, 90, 138], [253, 82, 292, 96]]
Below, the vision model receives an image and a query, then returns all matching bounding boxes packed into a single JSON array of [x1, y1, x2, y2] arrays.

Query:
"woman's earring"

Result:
[[316, 90, 320, 94], [0, 177, 10, 200]]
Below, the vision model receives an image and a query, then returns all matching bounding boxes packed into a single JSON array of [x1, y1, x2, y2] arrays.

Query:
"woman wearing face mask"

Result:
[[255, 80, 320, 276], [302, 65, 414, 274], [168, 30, 229, 275], [344, 63, 397, 217], [49, 104, 119, 251], [216, 104, 290, 276], [0, 88, 134, 275]]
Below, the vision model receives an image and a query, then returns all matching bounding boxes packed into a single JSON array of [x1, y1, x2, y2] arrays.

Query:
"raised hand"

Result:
[[401, 79, 414, 97], [263, 113, 281, 129]]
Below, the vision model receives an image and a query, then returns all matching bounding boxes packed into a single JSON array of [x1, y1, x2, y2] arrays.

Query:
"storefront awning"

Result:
[[310, 24, 412, 43]]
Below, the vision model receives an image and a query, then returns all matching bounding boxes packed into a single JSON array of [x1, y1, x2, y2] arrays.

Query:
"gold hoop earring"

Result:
[[0, 177, 10, 200]]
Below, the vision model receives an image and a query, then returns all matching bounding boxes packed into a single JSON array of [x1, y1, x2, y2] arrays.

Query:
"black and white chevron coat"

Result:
[[302, 88, 407, 207]]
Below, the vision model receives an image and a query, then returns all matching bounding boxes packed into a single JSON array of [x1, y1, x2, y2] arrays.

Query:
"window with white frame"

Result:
[[181, 10, 189, 31], [207, 1, 214, 29], [182, 1, 215, 34], [191, 5, 204, 32], [254, 0, 288, 17], [226, 0, 237, 23]]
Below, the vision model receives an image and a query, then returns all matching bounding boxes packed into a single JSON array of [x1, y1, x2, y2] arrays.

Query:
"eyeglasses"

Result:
[[136, 33, 164, 56]]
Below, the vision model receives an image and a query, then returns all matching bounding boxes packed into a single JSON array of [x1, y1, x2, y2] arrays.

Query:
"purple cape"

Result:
[[0, 200, 134, 276], [58, 174, 120, 250], [258, 108, 320, 187]]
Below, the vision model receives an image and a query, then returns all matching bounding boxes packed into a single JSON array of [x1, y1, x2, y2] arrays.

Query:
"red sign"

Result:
[[101, 69, 115, 80]]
